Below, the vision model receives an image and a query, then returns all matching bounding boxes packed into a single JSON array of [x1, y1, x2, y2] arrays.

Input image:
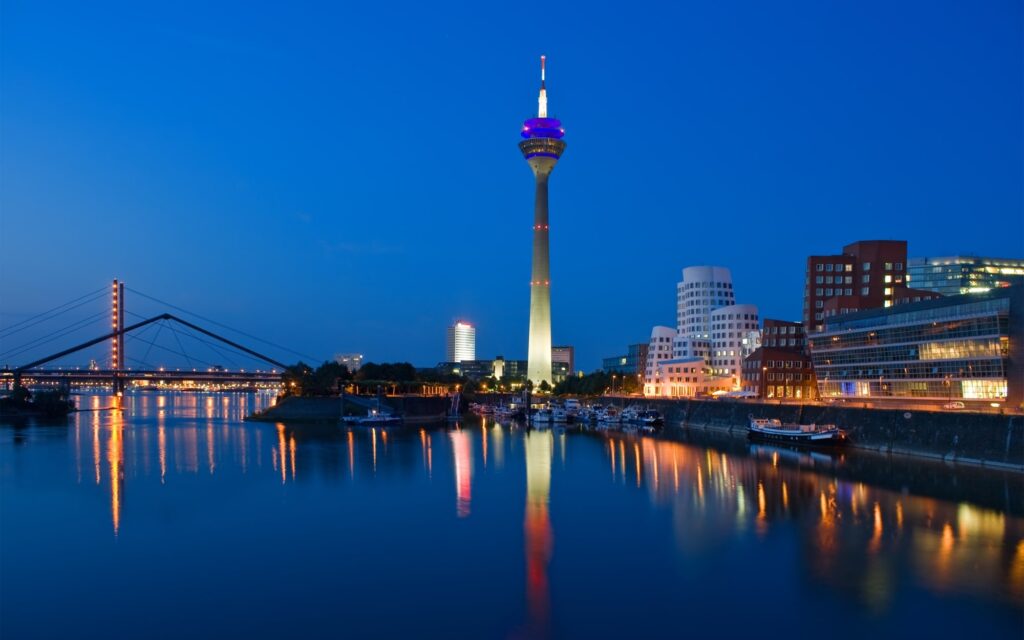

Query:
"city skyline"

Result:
[[1, 1, 1021, 371]]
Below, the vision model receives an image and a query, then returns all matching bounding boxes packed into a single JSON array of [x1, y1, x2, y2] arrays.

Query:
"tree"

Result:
[[537, 380, 551, 393]]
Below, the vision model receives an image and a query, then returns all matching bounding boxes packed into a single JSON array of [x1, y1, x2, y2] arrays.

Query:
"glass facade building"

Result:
[[808, 287, 1023, 407], [908, 256, 1024, 297]]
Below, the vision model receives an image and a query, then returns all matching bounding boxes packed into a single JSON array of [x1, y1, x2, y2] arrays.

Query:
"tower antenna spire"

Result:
[[537, 55, 548, 118]]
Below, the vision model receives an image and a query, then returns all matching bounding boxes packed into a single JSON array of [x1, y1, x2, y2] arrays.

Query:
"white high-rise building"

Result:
[[446, 321, 476, 363], [677, 266, 736, 338], [709, 304, 759, 388], [644, 265, 758, 394]]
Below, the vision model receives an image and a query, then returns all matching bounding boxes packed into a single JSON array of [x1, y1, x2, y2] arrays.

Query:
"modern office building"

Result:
[[445, 321, 476, 363], [520, 56, 566, 386], [602, 342, 649, 375], [333, 353, 364, 372], [808, 287, 1023, 408], [803, 240, 941, 333], [551, 346, 575, 376], [677, 266, 736, 337], [908, 256, 1024, 296]]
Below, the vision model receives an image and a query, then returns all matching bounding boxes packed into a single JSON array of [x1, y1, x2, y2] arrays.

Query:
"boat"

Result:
[[530, 408, 554, 425], [640, 410, 663, 428], [343, 408, 403, 425], [747, 416, 845, 445]]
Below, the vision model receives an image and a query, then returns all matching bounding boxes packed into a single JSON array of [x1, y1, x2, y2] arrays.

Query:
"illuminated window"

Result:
[[885, 262, 893, 270], [884, 275, 892, 283]]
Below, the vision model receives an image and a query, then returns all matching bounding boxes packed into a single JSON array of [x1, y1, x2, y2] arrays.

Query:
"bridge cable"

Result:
[[126, 287, 322, 363], [122, 328, 221, 370], [167, 319, 195, 370], [1, 311, 109, 361], [139, 319, 165, 367], [126, 312, 246, 370], [121, 320, 163, 369], [0, 288, 108, 341]]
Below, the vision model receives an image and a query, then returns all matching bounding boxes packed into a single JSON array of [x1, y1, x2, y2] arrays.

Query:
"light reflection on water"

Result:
[[1, 392, 1021, 638]]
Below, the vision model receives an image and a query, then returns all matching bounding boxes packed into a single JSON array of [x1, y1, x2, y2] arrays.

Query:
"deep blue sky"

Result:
[[1, 0, 1022, 370]]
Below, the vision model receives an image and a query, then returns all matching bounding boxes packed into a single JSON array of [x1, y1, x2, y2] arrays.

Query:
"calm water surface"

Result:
[[1, 392, 1022, 639]]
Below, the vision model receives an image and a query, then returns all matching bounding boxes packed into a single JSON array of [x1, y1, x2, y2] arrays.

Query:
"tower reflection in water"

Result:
[[524, 430, 553, 632], [61, 395, 1021, 617]]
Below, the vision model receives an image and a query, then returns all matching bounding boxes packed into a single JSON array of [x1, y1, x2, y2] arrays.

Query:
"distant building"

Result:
[[551, 346, 575, 376], [446, 321, 476, 363], [334, 353, 364, 372], [808, 287, 1023, 408], [908, 256, 1024, 296], [602, 343, 648, 375], [804, 240, 942, 333], [493, 356, 528, 381]]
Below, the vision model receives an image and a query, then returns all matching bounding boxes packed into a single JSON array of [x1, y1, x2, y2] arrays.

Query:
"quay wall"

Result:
[[628, 398, 1024, 470], [247, 395, 450, 423]]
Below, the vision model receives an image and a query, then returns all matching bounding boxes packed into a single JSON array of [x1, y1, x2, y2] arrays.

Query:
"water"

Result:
[[1, 392, 1021, 639]]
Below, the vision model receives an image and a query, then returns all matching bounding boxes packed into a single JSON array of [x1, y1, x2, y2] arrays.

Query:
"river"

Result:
[[1, 392, 1021, 638]]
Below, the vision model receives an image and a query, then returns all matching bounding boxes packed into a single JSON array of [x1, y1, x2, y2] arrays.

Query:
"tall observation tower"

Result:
[[520, 56, 566, 387]]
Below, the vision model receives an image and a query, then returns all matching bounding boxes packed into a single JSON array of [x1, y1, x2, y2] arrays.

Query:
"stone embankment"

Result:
[[247, 395, 450, 423], [633, 398, 1023, 471]]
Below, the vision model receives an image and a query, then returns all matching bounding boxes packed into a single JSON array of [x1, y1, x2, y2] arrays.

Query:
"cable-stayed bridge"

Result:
[[1, 280, 315, 392]]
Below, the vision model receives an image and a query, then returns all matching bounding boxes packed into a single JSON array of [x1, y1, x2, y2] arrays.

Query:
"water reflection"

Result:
[[608, 433, 1024, 612], [3, 395, 1020, 638], [451, 429, 472, 517], [524, 430, 553, 635]]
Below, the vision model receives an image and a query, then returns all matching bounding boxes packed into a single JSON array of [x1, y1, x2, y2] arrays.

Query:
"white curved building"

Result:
[[709, 304, 759, 388], [643, 326, 677, 382], [677, 266, 736, 338]]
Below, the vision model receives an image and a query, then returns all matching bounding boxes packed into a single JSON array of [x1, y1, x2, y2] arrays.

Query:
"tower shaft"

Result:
[[527, 161, 554, 386]]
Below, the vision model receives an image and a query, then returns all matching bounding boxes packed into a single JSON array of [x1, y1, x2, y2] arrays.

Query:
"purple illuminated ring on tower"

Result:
[[521, 117, 565, 140]]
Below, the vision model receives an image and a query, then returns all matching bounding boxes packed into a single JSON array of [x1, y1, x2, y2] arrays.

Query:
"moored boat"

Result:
[[747, 417, 845, 445]]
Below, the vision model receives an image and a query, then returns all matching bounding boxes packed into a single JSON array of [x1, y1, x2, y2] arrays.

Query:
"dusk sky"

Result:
[[1, 0, 1021, 370]]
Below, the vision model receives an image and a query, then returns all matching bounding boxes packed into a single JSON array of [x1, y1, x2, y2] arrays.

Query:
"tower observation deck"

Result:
[[519, 56, 566, 387]]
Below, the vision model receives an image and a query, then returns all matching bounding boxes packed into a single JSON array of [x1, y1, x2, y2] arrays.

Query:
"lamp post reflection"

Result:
[[523, 430, 553, 635]]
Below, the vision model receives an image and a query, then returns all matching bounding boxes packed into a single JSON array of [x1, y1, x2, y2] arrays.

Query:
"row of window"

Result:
[[682, 281, 733, 289], [746, 373, 810, 382], [815, 275, 854, 285], [745, 359, 810, 370], [809, 316, 1006, 351], [814, 263, 854, 273], [811, 361, 1006, 380]]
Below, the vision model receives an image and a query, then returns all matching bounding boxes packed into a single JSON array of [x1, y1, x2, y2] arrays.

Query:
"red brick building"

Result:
[[742, 319, 816, 399], [804, 240, 932, 332]]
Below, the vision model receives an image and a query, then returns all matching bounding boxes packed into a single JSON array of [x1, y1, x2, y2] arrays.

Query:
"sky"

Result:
[[1, 0, 1022, 371]]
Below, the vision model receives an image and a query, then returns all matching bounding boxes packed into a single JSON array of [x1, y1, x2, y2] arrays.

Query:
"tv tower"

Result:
[[519, 56, 566, 387]]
